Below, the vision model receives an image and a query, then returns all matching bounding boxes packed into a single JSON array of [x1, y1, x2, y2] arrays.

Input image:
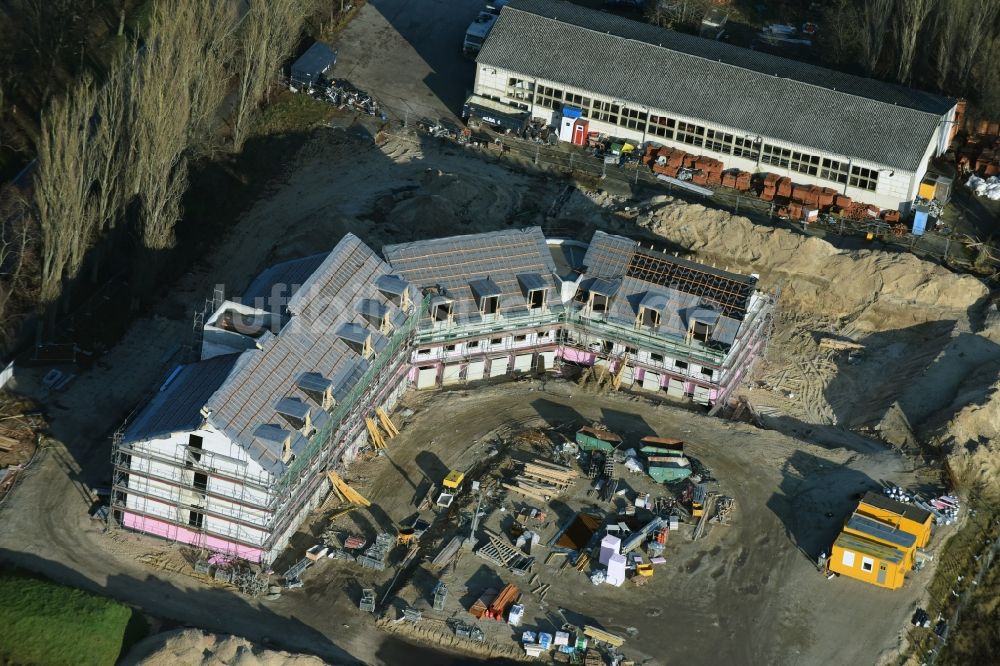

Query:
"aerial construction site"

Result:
[[1, 1, 999, 666]]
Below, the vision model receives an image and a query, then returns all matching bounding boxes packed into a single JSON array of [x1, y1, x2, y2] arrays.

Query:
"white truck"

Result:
[[463, 1, 509, 56]]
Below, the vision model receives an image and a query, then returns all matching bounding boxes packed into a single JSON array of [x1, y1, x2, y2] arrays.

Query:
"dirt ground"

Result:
[[0, 10, 997, 661], [269, 382, 949, 666]]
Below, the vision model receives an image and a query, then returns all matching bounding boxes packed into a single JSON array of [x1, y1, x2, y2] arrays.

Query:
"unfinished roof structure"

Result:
[[203, 234, 417, 476], [578, 231, 755, 347], [383, 228, 564, 325], [480, 0, 954, 171], [124, 353, 240, 442]]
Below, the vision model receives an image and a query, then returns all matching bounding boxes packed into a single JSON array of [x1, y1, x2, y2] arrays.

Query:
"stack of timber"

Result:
[[483, 583, 520, 620], [476, 530, 534, 575], [503, 459, 578, 501]]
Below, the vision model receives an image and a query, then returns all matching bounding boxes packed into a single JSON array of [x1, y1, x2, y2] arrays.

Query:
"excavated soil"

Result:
[[122, 629, 325, 666]]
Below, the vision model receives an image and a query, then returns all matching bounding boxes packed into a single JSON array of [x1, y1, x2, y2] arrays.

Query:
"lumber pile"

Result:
[[504, 459, 578, 501], [818, 337, 865, 351], [482, 583, 519, 620], [476, 530, 534, 575]]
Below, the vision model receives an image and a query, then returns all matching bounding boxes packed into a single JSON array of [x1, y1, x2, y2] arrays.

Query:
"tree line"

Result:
[[821, 0, 1000, 113], [0, 0, 332, 349]]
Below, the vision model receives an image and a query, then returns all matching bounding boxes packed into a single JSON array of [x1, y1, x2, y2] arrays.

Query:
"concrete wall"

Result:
[[474, 65, 941, 211]]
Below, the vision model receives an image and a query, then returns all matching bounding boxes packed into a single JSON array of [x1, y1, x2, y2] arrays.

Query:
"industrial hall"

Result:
[[471, 0, 959, 212]]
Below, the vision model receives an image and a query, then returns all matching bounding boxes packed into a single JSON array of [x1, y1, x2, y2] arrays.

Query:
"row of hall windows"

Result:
[[504, 78, 879, 192]]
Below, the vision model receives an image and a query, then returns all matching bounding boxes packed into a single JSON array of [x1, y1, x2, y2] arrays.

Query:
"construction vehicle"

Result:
[[397, 526, 418, 547]]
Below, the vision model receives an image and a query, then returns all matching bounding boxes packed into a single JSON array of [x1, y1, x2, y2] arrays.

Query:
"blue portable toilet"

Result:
[[912, 204, 929, 236]]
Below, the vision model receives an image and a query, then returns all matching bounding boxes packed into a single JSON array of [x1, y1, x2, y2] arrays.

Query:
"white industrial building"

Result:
[[112, 228, 774, 565], [472, 0, 958, 211]]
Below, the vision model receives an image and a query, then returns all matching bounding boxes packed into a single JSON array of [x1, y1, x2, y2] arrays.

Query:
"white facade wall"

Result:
[[123, 423, 275, 542], [474, 65, 940, 211]]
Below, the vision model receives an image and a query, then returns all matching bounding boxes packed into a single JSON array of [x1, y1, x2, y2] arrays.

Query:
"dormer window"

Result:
[[517, 273, 547, 311], [275, 397, 313, 435], [252, 424, 293, 464], [470, 277, 502, 317], [637, 291, 669, 330], [687, 306, 720, 344], [297, 372, 334, 410], [584, 278, 619, 315], [376, 274, 413, 311], [430, 295, 454, 324], [357, 298, 393, 335], [336, 322, 376, 359]]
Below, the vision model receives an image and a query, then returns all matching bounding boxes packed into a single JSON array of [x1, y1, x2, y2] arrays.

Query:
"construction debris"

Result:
[[818, 337, 866, 351], [476, 530, 534, 575]]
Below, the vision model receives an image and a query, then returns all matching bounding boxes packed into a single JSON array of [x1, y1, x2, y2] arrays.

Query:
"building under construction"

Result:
[[111, 228, 774, 564]]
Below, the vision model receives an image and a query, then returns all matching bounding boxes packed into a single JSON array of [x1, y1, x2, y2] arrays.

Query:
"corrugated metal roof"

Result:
[[383, 228, 563, 325], [124, 354, 240, 441], [480, 0, 954, 171], [205, 234, 415, 476], [291, 42, 337, 79]]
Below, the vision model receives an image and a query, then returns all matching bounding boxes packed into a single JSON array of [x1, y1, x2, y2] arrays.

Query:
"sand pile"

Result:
[[639, 201, 987, 331], [926, 360, 1000, 500], [122, 629, 326, 666], [388, 169, 520, 236]]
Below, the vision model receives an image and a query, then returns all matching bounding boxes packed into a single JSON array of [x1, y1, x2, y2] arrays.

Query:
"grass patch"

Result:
[[252, 91, 337, 138], [0, 569, 148, 666]]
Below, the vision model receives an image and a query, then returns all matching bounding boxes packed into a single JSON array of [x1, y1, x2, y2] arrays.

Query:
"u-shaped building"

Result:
[[111, 228, 774, 564]]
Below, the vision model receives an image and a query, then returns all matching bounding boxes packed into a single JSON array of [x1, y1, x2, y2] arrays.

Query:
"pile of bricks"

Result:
[[949, 122, 1000, 176], [693, 156, 724, 186], [841, 201, 881, 221], [879, 209, 901, 224], [720, 169, 752, 191], [639, 143, 887, 221], [644, 144, 686, 178]]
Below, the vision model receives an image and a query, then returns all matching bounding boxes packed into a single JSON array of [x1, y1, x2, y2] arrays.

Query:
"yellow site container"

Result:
[[918, 177, 936, 200], [443, 470, 465, 489]]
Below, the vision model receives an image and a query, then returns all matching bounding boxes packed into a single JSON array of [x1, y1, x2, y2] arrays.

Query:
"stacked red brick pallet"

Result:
[[948, 121, 1000, 176], [641, 144, 893, 222]]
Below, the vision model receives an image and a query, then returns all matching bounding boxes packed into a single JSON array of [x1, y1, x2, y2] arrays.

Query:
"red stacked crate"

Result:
[[777, 177, 792, 198]]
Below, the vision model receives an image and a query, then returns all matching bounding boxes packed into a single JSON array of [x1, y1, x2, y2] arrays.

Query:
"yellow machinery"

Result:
[[397, 527, 417, 546], [443, 470, 465, 490], [327, 471, 371, 508], [636, 563, 654, 577]]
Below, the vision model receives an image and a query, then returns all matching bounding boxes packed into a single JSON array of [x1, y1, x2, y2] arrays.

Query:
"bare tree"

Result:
[[32, 76, 98, 304], [895, 0, 937, 84], [951, 0, 1000, 84], [231, 0, 307, 150], [87, 55, 132, 235], [0, 188, 37, 350], [128, 0, 235, 250], [859, 0, 895, 75]]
